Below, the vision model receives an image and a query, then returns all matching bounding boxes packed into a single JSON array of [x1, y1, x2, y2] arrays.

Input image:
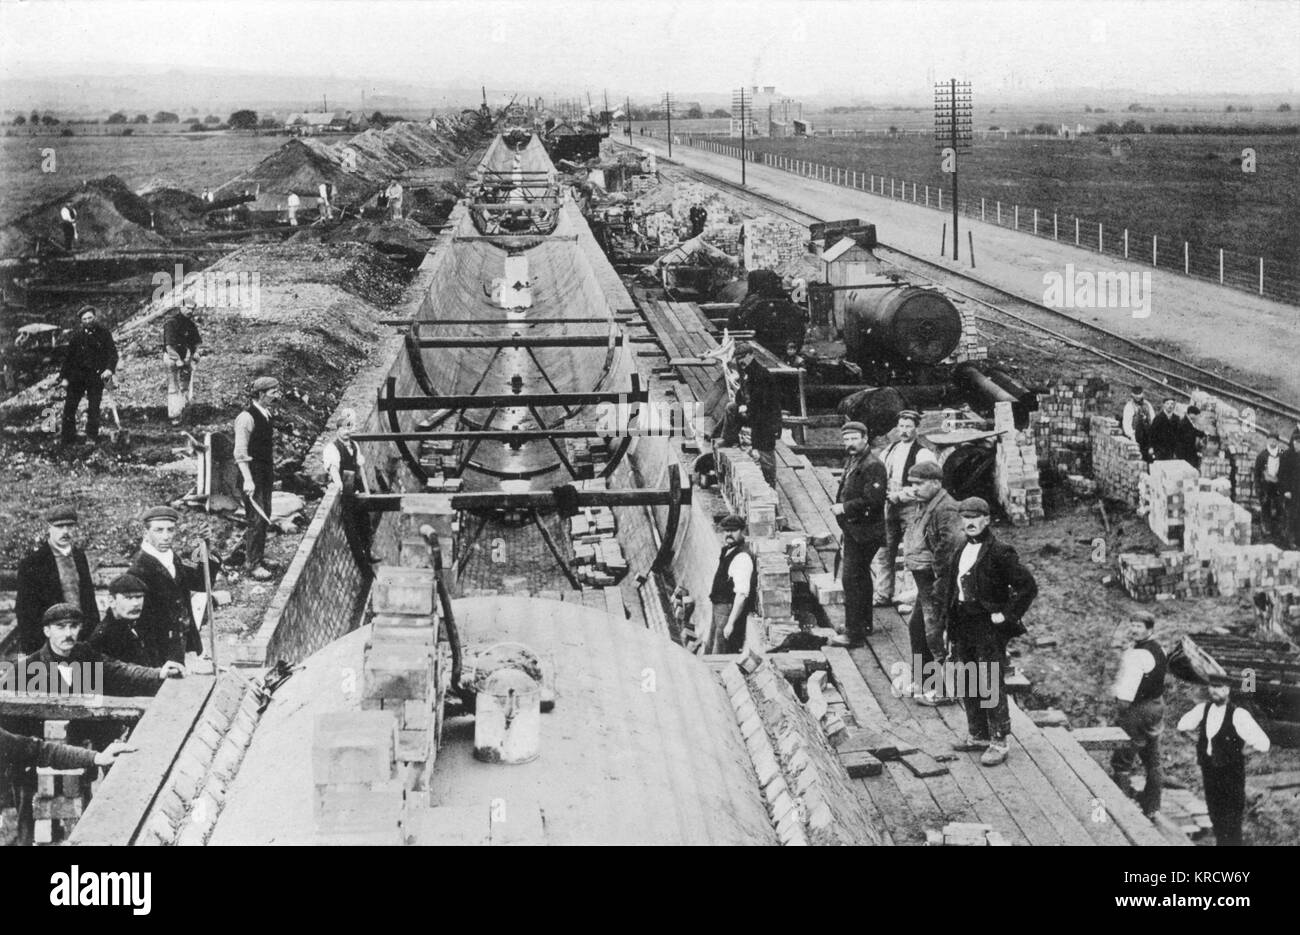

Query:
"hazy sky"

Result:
[[1, 0, 1297, 97]]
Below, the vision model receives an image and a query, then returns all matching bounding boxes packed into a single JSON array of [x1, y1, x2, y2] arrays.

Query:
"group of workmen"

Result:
[[1123, 383, 1300, 547], [708, 409, 1271, 843], [2, 504, 214, 844], [55, 304, 202, 445]]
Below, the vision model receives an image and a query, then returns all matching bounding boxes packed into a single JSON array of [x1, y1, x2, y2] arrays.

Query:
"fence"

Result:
[[641, 130, 1299, 306]]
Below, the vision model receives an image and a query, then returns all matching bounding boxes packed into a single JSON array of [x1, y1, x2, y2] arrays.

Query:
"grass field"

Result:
[[0, 131, 285, 222]]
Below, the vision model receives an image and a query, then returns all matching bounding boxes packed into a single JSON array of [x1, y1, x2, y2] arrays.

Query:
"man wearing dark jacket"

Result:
[[1147, 398, 1183, 462], [1279, 431, 1300, 549], [88, 573, 153, 667], [944, 497, 1038, 766], [234, 376, 281, 580], [28, 603, 181, 698], [830, 421, 888, 647], [58, 305, 117, 445], [1255, 432, 1286, 544], [14, 505, 99, 654], [127, 506, 217, 667], [162, 308, 201, 424], [707, 515, 755, 654], [901, 462, 964, 705]]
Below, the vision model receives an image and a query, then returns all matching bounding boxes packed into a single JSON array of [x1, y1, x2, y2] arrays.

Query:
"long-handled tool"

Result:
[[198, 537, 219, 671]]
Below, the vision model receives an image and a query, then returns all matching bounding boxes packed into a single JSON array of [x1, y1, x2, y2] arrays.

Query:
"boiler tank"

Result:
[[842, 285, 963, 367]]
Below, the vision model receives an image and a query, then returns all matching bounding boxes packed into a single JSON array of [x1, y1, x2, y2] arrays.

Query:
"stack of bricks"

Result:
[[311, 711, 405, 844], [570, 506, 628, 587], [754, 550, 793, 623], [363, 519, 446, 778], [1090, 415, 1145, 507], [1188, 390, 1261, 511], [939, 408, 991, 433], [563, 437, 611, 480], [741, 216, 808, 272], [1143, 460, 1201, 545], [417, 436, 459, 477], [1198, 451, 1237, 493], [1210, 544, 1300, 598], [33, 721, 84, 845], [808, 572, 846, 633], [716, 447, 779, 537], [1118, 551, 1208, 601], [1031, 379, 1095, 476], [945, 299, 988, 363], [993, 402, 1043, 524], [1183, 490, 1252, 561]]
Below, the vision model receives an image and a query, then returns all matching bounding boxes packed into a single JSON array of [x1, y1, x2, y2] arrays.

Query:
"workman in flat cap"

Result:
[[830, 420, 887, 647], [88, 573, 153, 667], [15, 504, 99, 653], [1110, 611, 1168, 817], [944, 497, 1038, 767], [872, 409, 937, 608], [126, 506, 219, 667], [233, 375, 281, 580], [706, 514, 755, 654]]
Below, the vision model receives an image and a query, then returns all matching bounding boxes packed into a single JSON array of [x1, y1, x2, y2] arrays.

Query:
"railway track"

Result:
[[631, 147, 1300, 426]]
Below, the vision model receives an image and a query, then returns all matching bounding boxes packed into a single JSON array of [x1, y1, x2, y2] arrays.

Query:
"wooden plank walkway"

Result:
[[774, 467, 1180, 847]]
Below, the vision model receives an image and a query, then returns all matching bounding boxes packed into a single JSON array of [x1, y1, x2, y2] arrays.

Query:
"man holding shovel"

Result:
[[163, 308, 202, 425], [233, 376, 280, 581]]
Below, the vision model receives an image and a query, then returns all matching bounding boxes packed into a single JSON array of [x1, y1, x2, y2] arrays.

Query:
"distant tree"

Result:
[[259, 116, 280, 129], [30, 110, 39, 125], [204, 114, 221, 124], [685, 105, 703, 119], [1127, 102, 1145, 112], [13, 115, 24, 126], [1095, 120, 1122, 134], [1150, 123, 1180, 135], [228, 109, 258, 129], [1093, 107, 1107, 114], [121, 128, 134, 136], [1119, 118, 1146, 134], [1279, 103, 1292, 112], [1084, 105, 1092, 113], [60, 127, 74, 137], [106, 112, 127, 124], [153, 111, 179, 124], [132, 113, 149, 124], [1224, 105, 1235, 113], [888, 125, 898, 134], [184, 116, 201, 125], [41, 115, 59, 125], [710, 108, 731, 118], [1032, 122, 1055, 135]]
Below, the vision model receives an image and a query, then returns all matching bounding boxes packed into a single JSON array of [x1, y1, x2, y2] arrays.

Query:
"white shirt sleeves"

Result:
[[1176, 702, 1271, 754], [1113, 647, 1155, 702], [729, 552, 754, 601]]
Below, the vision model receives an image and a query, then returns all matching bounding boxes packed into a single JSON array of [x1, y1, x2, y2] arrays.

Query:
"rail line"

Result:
[[629, 146, 1300, 425]]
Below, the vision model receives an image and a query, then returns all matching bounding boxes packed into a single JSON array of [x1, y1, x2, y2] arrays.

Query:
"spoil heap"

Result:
[[0, 175, 169, 257]]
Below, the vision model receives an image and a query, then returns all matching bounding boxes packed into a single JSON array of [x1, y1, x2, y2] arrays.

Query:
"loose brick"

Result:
[[312, 711, 398, 786]]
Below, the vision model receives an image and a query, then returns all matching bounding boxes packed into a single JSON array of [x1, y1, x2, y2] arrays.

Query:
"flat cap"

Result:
[[956, 496, 990, 516], [41, 603, 84, 626], [109, 573, 147, 595], [251, 376, 280, 394], [141, 505, 180, 524], [1205, 672, 1236, 687], [719, 514, 747, 531], [840, 420, 868, 437], [1129, 611, 1156, 627], [907, 461, 943, 481], [43, 504, 78, 526], [896, 409, 921, 423]]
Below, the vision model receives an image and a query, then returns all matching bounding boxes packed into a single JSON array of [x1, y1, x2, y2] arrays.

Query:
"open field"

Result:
[[0, 132, 286, 222]]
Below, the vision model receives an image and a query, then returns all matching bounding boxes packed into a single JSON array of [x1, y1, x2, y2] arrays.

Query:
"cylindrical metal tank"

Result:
[[842, 285, 962, 366]]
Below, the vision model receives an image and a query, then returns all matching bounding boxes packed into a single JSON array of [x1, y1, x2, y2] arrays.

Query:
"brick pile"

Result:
[[1143, 460, 1201, 545], [1183, 490, 1252, 561], [1209, 545, 1300, 598], [716, 447, 779, 537], [1031, 378, 1096, 477], [945, 299, 988, 363], [311, 710, 405, 844], [720, 654, 882, 845], [570, 502, 628, 587], [1090, 415, 1145, 507], [808, 572, 845, 633], [993, 401, 1043, 524], [33, 740, 83, 845], [1187, 390, 1262, 511], [741, 217, 807, 272], [1118, 551, 1208, 601], [563, 436, 612, 479]]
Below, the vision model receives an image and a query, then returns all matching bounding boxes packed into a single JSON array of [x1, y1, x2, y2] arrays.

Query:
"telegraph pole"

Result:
[[733, 87, 752, 186], [934, 78, 972, 261], [663, 92, 674, 158]]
